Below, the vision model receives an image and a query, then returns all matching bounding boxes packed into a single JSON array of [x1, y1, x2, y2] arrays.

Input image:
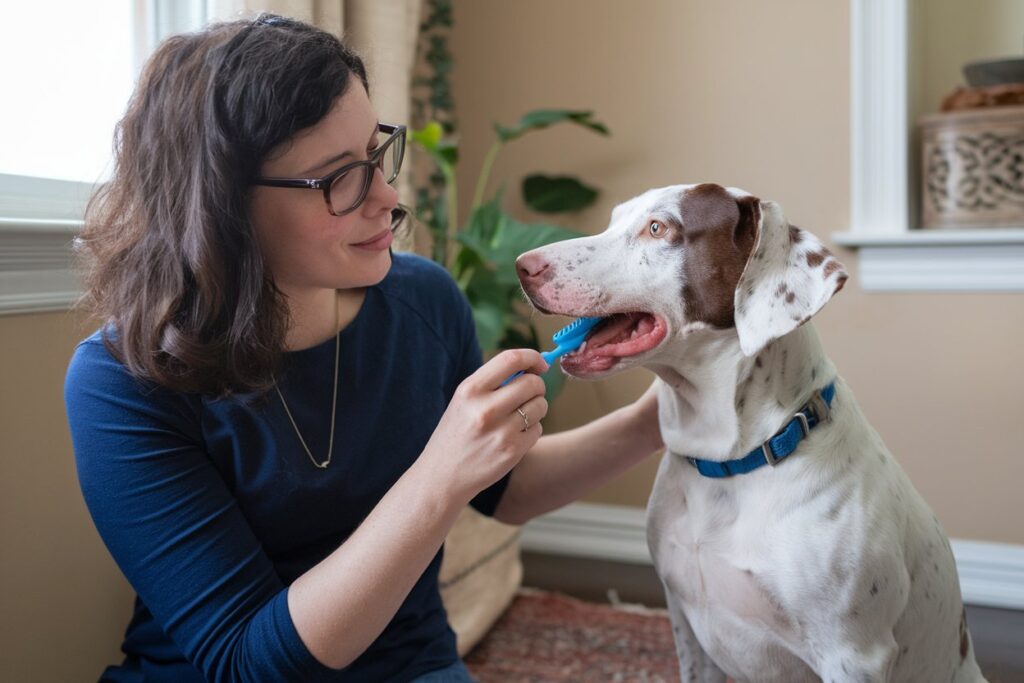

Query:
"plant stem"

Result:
[[456, 265, 476, 291], [443, 164, 457, 269], [471, 140, 503, 211]]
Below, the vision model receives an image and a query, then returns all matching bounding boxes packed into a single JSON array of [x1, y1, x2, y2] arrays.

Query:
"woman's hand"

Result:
[[419, 349, 550, 505]]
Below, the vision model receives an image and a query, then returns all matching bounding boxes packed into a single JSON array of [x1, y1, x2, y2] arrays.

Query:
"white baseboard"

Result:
[[521, 502, 1024, 611]]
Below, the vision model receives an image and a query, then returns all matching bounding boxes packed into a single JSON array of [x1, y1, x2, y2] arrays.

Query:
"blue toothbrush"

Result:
[[501, 316, 604, 387]]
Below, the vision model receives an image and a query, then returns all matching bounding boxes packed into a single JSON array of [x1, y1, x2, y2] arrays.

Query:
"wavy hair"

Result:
[[76, 14, 368, 396]]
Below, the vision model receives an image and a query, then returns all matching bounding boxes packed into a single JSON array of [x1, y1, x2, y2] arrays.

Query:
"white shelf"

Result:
[[831, 229, 1024, 292], [834, 228, 1024, 247]]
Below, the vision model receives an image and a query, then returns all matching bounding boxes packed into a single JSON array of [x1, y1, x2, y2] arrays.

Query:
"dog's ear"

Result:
[[733, 201, 847, 356]]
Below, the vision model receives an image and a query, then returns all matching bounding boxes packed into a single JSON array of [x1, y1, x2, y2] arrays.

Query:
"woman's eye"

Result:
[[649, 221, 665, 237]]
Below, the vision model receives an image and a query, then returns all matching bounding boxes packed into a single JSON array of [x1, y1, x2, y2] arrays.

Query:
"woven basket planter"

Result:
[[920, 105, 1024, 229]]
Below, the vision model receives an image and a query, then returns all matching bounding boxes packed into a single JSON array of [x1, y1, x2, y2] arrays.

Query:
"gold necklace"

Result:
[[275, 292, 340, 469]]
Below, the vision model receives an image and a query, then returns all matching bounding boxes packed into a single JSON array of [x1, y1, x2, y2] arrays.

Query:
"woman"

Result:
[[65, 14, 663, 683]]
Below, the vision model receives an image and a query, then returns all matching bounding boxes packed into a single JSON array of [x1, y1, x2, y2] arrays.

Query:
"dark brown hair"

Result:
[[76, 14, 368, 396]]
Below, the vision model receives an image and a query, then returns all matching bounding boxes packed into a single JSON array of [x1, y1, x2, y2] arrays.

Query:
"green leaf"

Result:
[[411, 121, 444, 150], [487, 215, 588, 287], [522, 174, 599, 213], [462, 263, 512, 351], [495, 109, 610, 142], [450, 243, 486, 288], [437, 140, 458, 165], [471, 301, 505, 352], [410, 122, 457, 174], [500, 324, 540, 351], [458, 197, 505, 249]]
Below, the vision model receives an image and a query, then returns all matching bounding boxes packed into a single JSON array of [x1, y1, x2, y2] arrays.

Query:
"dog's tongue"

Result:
[[564, 312, 666, 372]]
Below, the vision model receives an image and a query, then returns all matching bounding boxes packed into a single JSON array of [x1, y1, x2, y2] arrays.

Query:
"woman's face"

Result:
[[249, 82, 399, 294]]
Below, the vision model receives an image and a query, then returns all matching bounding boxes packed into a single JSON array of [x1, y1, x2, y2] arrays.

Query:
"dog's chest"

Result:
[[647, 456, 790, 626], [646, 454, 808, 668]]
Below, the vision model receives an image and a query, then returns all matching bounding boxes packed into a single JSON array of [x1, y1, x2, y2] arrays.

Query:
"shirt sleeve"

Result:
[[65, 341, 343, 683], [447, 292, 511, 517]]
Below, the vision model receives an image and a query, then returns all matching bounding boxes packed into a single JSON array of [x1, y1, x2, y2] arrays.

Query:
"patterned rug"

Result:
[[464, 588, 680, 682]]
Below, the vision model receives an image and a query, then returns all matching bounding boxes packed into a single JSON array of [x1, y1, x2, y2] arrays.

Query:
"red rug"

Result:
[[464, 588, 681, 682]]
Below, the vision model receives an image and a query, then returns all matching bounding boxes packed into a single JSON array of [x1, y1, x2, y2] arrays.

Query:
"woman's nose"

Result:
[[365, 166, 399, 211]]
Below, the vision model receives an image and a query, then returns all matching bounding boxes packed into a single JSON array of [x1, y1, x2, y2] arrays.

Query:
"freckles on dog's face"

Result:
[[515, 183, 759, 378]]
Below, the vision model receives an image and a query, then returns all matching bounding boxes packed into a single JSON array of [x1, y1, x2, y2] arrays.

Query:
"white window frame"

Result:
[[834, 0, 1024, 292], [0, 0, 211, 315]]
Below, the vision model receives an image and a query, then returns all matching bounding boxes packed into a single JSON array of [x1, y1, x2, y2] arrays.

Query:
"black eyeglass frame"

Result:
[[253, 123, 406, 217]]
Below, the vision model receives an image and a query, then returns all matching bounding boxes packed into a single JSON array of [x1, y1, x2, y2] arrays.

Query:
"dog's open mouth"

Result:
[[561, 312, 667, 374]]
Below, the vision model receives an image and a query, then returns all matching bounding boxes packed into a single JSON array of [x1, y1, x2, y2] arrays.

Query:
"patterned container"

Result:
[[920, 105, 1024, 229]]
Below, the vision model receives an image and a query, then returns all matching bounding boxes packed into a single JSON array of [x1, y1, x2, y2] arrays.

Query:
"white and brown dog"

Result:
[[516, 183, 987, 683]]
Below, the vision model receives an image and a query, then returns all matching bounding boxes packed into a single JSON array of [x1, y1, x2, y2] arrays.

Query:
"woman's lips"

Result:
[[352, 229, 394, 251]]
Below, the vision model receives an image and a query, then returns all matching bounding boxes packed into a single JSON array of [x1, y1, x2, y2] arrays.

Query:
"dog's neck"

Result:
[[649, 323, 835, 461]]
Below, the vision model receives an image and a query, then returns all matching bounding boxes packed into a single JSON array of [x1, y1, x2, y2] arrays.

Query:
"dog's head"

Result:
[[516, 183, 847, 379]]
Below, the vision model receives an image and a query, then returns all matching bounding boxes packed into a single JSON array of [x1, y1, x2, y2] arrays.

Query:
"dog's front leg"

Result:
[[815, 634, 899, 683], [665, 587, 727, 683]]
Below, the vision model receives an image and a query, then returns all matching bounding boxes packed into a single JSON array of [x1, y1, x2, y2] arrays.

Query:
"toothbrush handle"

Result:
[[500, 370, 525, 387], [540, 349, 561, 365], [500, 349, 562, 387]]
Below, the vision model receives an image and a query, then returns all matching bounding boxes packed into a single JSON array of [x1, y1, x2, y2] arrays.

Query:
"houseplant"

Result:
[[410, 109, 610, 399]]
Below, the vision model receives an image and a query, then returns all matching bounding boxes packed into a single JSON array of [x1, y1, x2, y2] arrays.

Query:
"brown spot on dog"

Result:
[[959, 607, 969, 659], [678, 184, 760, 328], [834, 273, 848, 295], [786, 291, 796, 304], [789, 225, 802, 244], [823, 260, 842, 278], [806, 250, 827, 268]]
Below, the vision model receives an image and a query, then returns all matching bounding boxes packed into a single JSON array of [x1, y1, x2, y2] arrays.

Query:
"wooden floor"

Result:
[[522, 552, 1024, 683]]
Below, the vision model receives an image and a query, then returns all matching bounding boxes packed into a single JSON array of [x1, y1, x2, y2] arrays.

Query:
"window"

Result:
[[0, 2, 137, 184], [0, 0, 209, 314]]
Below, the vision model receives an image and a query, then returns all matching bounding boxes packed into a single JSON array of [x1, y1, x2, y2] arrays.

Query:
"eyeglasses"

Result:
[[253, 123, 406, 216]]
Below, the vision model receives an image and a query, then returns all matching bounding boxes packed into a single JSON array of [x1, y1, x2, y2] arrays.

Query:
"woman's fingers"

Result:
[[509, 394, 549, 433], [473, 349, 549, 391], [498, 369, 546, 402]]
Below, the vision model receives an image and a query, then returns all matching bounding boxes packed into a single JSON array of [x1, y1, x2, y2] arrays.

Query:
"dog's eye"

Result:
[[649, 221, 665, 237]]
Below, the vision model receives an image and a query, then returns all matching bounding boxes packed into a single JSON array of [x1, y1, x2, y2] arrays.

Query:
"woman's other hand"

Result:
[[420, 349, 549, 505]]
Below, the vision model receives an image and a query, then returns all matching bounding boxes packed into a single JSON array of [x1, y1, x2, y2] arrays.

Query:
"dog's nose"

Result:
[[516, 252, 550, 282]]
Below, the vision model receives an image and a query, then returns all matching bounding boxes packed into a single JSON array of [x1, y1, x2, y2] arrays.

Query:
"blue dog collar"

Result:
[[686, 382, 837, 478]]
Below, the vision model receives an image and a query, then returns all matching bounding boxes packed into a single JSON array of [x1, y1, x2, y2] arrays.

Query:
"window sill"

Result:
[[0, 218, 82, 315], [831, 229, 1024, 292]]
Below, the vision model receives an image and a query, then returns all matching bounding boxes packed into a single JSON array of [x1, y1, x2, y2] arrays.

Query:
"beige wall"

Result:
[[450, 0, 1024, 544], [0, 311, 134, 681]]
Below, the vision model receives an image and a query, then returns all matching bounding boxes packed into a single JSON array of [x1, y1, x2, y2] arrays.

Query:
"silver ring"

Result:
[[516, 407, 530, 432]]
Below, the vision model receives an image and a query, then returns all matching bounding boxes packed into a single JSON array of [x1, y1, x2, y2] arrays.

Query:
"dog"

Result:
[[516, 183, 987, 683]]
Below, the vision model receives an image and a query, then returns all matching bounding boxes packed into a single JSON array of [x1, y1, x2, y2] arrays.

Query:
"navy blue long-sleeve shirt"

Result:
[[64, 253, 508, 682]]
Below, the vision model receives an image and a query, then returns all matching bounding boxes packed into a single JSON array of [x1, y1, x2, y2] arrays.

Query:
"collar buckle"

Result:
[[793, 410, 811, 437], [806, 388, 832, 426]]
